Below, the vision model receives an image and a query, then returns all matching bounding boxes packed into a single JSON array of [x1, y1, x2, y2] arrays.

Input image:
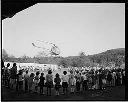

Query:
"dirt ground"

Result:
[[1, 85, 125, 101]]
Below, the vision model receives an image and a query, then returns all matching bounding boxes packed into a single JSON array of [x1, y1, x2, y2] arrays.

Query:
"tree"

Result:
[[8, 55, 16, 62], [59, 58, 69, 68], [79, 51, 86, 58], [20, 55, 30, 63], [36, 51, 48, 58], [9, 55, 15, 58], [79, 51, 85, 56], [70, 57, 85, 67], [2, 49, 9, 61], [85, 62, 91, 67]]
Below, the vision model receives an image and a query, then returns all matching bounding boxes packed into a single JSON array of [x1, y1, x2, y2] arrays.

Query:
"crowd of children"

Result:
[[2, 62, 125, 96]]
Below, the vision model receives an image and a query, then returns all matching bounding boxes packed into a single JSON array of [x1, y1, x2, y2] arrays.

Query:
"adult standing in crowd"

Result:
[[3, 63, 10, 87], [1, 60, 5, 77], [1, 60, 5, 86], [10, 63, 17, 89]]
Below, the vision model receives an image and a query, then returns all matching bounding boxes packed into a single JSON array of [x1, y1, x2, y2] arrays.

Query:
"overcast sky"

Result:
[[2, 3, 125, 58]]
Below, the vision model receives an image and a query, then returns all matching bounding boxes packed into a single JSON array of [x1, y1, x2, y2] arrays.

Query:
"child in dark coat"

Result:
[[54, 73, 61, 96], [39, 73, 45, 95]]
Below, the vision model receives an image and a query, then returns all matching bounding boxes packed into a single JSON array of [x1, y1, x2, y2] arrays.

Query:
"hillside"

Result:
[[2, 48, 125, 67], [88, 48, 125, 66]]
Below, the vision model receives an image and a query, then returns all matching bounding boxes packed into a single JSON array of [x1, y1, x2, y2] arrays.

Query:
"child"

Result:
[[39, 73, 45, 95], [16, 70, 24, 95], [75, 71, 81, 93], [28, 73, 35, 92], [81, 72, 88, 92], [54, 73, 61, 96], [102, 73, 107, 90], [34, 71, 40, 93], [98, 70, 103, 90], [69, 71, 76, 94], [61, 71, 69, 95], [95, 72, 99, 90], [122, 70, 125, 85], [46, 70, 53, 96], [24, 70, 29, 92], [107, 71, 112, 87]]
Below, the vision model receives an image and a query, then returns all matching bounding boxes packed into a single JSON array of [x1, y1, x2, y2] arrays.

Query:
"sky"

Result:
[[2, 3, 125, 58]]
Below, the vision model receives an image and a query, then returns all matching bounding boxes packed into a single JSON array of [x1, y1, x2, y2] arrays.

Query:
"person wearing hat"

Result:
[[3, 63, 10, 87]]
